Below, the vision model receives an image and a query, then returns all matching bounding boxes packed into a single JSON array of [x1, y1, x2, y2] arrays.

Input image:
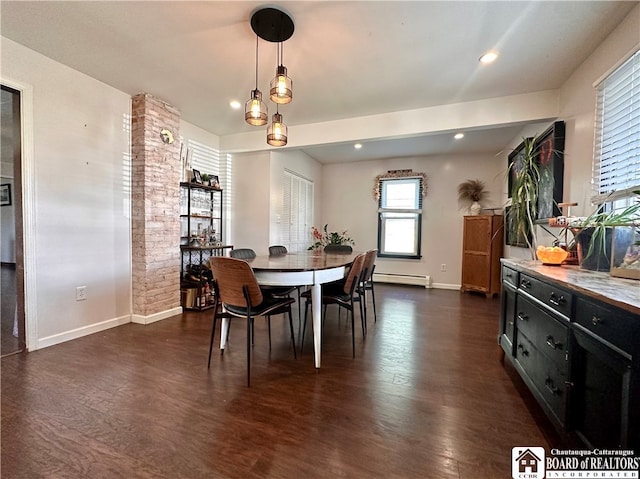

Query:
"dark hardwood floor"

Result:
[[1, 285, 559, 478]]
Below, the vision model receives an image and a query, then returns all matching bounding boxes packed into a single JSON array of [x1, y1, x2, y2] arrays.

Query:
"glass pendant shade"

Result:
[[270, 65, 292, 104], [267, 112, 287, 146], [245, 89, 268, 126]]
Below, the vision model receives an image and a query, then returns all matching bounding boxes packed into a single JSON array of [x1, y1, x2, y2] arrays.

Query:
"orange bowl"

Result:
[[536, 247, 569, 265]]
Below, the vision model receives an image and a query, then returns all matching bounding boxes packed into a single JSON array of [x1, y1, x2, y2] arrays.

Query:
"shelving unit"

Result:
[[180, 181, 223, 246], [179, 182, 232, 310]]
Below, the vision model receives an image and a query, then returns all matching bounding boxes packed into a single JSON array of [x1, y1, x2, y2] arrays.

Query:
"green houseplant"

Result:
[[308, 224, 354, 250], [506, 137, 540, 259], [569, 191, 640, 271]]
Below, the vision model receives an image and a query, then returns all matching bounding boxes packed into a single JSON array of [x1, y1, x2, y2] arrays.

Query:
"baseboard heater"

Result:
[[373, 273, 431, 288]]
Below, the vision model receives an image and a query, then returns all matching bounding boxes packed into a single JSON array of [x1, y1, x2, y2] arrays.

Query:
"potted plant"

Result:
[[569, 191, 640, 272], [308, 224, 354, 250], [506, 137, 540, 259], [200, 173, 211, 186], [457, 179, 487, 215]]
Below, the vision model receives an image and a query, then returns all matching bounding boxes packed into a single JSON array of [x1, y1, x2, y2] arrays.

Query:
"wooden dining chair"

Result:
[[300, 252, 367, 358], [229, 248, 257, 260], [268, 245, 288, 256], [208, 256, 297, 386], [268, 245, 303, 330], [359, 249, 378, 327], [229, 247, 302, 345], [231, 247, 299, 301]]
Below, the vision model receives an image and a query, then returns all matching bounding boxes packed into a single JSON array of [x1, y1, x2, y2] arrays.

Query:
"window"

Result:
[[377, 177, 422, 258], [592, 49, 640, 206], [283, 170, 314, 253]]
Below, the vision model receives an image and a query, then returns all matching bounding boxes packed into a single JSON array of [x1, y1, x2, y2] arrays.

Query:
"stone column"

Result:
[[131, 93, 181, 322]]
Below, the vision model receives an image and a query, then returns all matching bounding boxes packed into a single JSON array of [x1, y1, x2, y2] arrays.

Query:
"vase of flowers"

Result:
[[308, 224, 355, 250]]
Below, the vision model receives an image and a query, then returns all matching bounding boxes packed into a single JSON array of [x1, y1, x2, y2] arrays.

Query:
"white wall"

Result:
[[1, 3, 636, 348], [230, 150, 271, 255], [321, 153, 504, 288], [269, 149, 323, 248], [1, 37, 132, 347], [231, 149, 323, 255], [180, 121, 220, 152], [558, 4, 639, 217], [500, 4, 639, 259]]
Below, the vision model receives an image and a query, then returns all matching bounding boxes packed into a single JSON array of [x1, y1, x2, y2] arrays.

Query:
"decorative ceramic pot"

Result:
[[470, 201, 482, 215]]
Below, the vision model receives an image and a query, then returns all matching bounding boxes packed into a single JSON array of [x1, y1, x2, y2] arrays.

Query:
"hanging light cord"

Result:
[[254, 35, 259, 89]]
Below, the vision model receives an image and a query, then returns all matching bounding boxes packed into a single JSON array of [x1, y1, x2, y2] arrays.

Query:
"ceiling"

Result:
[[1, 1, 636, 163]]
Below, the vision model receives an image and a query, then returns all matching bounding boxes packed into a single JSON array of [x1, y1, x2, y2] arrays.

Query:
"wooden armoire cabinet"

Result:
[[460, 215, 503, 298]]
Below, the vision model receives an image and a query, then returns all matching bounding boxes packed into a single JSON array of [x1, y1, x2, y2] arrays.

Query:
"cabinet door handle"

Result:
[[505, 272, 513, 278], [592, 316, 602, 326], [545, 378, 560, 396], [520, 279, 531, 289], [517, 344, 529, 357], [517, 313, 528, 322], [508, 321, 514, 326], [549, 292, 565, 306], [546, 335, 562, 350]]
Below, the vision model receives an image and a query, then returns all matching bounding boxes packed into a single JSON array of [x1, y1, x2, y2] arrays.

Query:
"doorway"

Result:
[[1, 84, 25, 356]]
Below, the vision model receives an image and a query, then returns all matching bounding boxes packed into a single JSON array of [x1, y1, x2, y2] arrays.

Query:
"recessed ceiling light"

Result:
[[454, 132, 464, 140], [354, 143, 363, 149], [479, 51, 498, 64], [229, 100, 241, 109]]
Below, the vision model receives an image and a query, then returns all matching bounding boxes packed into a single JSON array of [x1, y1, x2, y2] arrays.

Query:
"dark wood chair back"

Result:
[[230, 248, 256, 260], [209, 256, 263, 308], [269, 245, 288, 256], [342, 252, 367, 295], [362, 249, 378, 283]]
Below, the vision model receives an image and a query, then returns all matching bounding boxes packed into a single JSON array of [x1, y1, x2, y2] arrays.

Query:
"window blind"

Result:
[[188, 139, 220, 182], [592, 49, 640, 204], [186, 139, 232, 244]]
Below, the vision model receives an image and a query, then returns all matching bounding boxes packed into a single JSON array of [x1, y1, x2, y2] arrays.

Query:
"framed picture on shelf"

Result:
[[210, 175, 220, 189], [507, 138, 532, 198], [0, 184, 11, 206], [191, 169, 202, 184], [535, 121, 565, 220]]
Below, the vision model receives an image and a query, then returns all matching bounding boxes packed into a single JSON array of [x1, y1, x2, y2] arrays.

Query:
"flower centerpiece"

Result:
[[308, 224, 355, 250]]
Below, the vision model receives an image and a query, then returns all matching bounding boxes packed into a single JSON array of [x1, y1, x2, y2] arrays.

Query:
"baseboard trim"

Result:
[[37, 315, 131, 350], [131, 306, 183, 325], [430, 283, 462, 291]]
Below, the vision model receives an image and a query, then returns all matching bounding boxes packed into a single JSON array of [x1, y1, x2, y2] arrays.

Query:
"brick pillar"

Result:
[[131, 93, 181, 321]]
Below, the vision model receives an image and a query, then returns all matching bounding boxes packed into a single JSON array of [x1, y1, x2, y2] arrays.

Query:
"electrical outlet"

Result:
[[440, 264, 447, 272], [76, 286, 87, 301]]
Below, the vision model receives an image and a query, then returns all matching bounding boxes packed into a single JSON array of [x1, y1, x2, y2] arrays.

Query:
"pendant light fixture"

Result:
[[267, 106, 288, 146], [247, 6, 294, 146], [245, 35, 268, 126], [270, 42, 292, 104]]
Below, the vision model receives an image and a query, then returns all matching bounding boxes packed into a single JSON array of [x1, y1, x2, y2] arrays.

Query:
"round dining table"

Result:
[[219, 250, 359, 368]]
